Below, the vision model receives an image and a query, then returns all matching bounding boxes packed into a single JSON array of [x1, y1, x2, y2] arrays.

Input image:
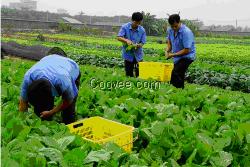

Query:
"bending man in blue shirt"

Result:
[[166, 14, 196, 89], [19, 47, 81, 124], [117, 12, 146, 77]]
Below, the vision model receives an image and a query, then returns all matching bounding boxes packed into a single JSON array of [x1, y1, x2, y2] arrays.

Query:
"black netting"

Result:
[[1, 42, 66, 60]]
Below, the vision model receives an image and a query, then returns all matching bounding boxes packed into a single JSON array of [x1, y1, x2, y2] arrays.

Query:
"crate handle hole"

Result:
[[73, 123, 83, 128]]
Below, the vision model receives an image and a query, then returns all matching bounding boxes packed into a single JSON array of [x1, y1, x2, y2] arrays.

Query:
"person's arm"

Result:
[[168, 48, 190, 58], [40, 99, 72, 118], [168, 30, 194, 58], [166, 40, 174, 59], [165, 29, 173, 58], [40, 78, 76, 118], [19, 77, 29, 112], [167, 39, 172, 52], [117, 37, 133, 45], [117, 25, 133, 45], [19, 98, 28, 112], [165, 39, 172, 57]]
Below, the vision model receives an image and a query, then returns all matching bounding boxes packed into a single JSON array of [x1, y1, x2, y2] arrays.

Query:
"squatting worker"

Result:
[[18, 47, 81, 124], [165, 14, 196, 88], [117, 12, 146, 77]]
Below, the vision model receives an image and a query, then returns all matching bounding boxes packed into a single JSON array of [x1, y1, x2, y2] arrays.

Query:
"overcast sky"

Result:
[[2, 0, 250, 26]]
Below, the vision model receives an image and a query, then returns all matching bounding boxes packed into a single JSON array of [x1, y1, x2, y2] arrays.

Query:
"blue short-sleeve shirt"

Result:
[[117, 22, 146, 62], [167, 24, 196, 64], [20, 55, 80, 101]]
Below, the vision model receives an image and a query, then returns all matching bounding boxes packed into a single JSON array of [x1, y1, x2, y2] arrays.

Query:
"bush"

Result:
[[58, 21, 72, 32], [37, 33, 45, 41]]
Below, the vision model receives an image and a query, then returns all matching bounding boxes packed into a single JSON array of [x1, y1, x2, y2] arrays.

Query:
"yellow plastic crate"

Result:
[[67, 116, 134, 152], [139, 62, 174, 82]]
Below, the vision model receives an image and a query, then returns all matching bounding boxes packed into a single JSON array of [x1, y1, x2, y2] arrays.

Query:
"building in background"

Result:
[[93, 22, 124, 27], [9, 2, 22, 10], [57, 9, 68, 14], [62, 17, 82, 24], [9, 0, 37, 11]]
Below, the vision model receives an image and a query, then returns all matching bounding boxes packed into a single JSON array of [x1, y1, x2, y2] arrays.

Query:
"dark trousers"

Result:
[[124, 58, 139, 77], [170, 58, 193, 89], [34, 73, 81, 125]]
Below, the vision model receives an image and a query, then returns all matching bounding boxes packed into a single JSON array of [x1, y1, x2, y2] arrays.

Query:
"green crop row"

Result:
[[72, 55, 250, 93], [2, 37, 250, 92], [2, 58, 250, 166], [17, 32, 250, 45], [3, 35, 250, 65]]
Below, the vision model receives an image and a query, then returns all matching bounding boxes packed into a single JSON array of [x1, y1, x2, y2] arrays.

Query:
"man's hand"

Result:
[[165, 51, 175, 59], [135, 43, 143, 49], [168, 53, 175, 58], [126, 39, 133, 45], [40, 110, 54, 119]]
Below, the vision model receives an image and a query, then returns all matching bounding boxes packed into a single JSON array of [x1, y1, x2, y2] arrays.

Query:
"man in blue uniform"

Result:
[[117, 12, 146, 77], [165, 14, 196, 88], [19, 48, 81, 124]]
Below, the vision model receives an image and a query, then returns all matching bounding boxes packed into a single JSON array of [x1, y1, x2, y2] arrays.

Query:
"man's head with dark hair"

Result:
[[168, 14, 180, 25], [132, 12, 143, 21], [168, 14, 181, 31], [47, 47, 67, 57], [131, 12, 143, 29], [27, 79, 53, 115]]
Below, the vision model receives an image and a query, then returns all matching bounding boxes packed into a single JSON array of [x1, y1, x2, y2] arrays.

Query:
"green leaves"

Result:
[[1, 158, 20, 167], [3, 34, 250, 92], [57, 136, 76, 151], [63, 147, 88, 167], [209, 151, 233, 167], [39, 148, 63, 164], [84, 149, 111, 164], [213, 137, 231, 152], [125, 43, 137, 52], [237, 123, 250, 141], [196, 133, 214, 156], [1, 46, 250, 166], [151, 121, 168, 136]]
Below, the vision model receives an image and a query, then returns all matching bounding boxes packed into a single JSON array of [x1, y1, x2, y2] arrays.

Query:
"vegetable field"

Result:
[[1, 33, 250, 166]]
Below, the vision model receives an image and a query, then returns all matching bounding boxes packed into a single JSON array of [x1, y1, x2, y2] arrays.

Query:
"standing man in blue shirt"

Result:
[[117, 12, 146, 77], [19, 47, 81, 124], [166, 14, 196, 88]]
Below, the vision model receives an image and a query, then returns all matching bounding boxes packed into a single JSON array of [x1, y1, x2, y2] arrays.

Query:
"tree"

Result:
[[181, 19, 200, 35], [141, 11, 168, 36], [155, 18, 168, 36], [79, 11, 84, 16], [141, 11, 158, 35]]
